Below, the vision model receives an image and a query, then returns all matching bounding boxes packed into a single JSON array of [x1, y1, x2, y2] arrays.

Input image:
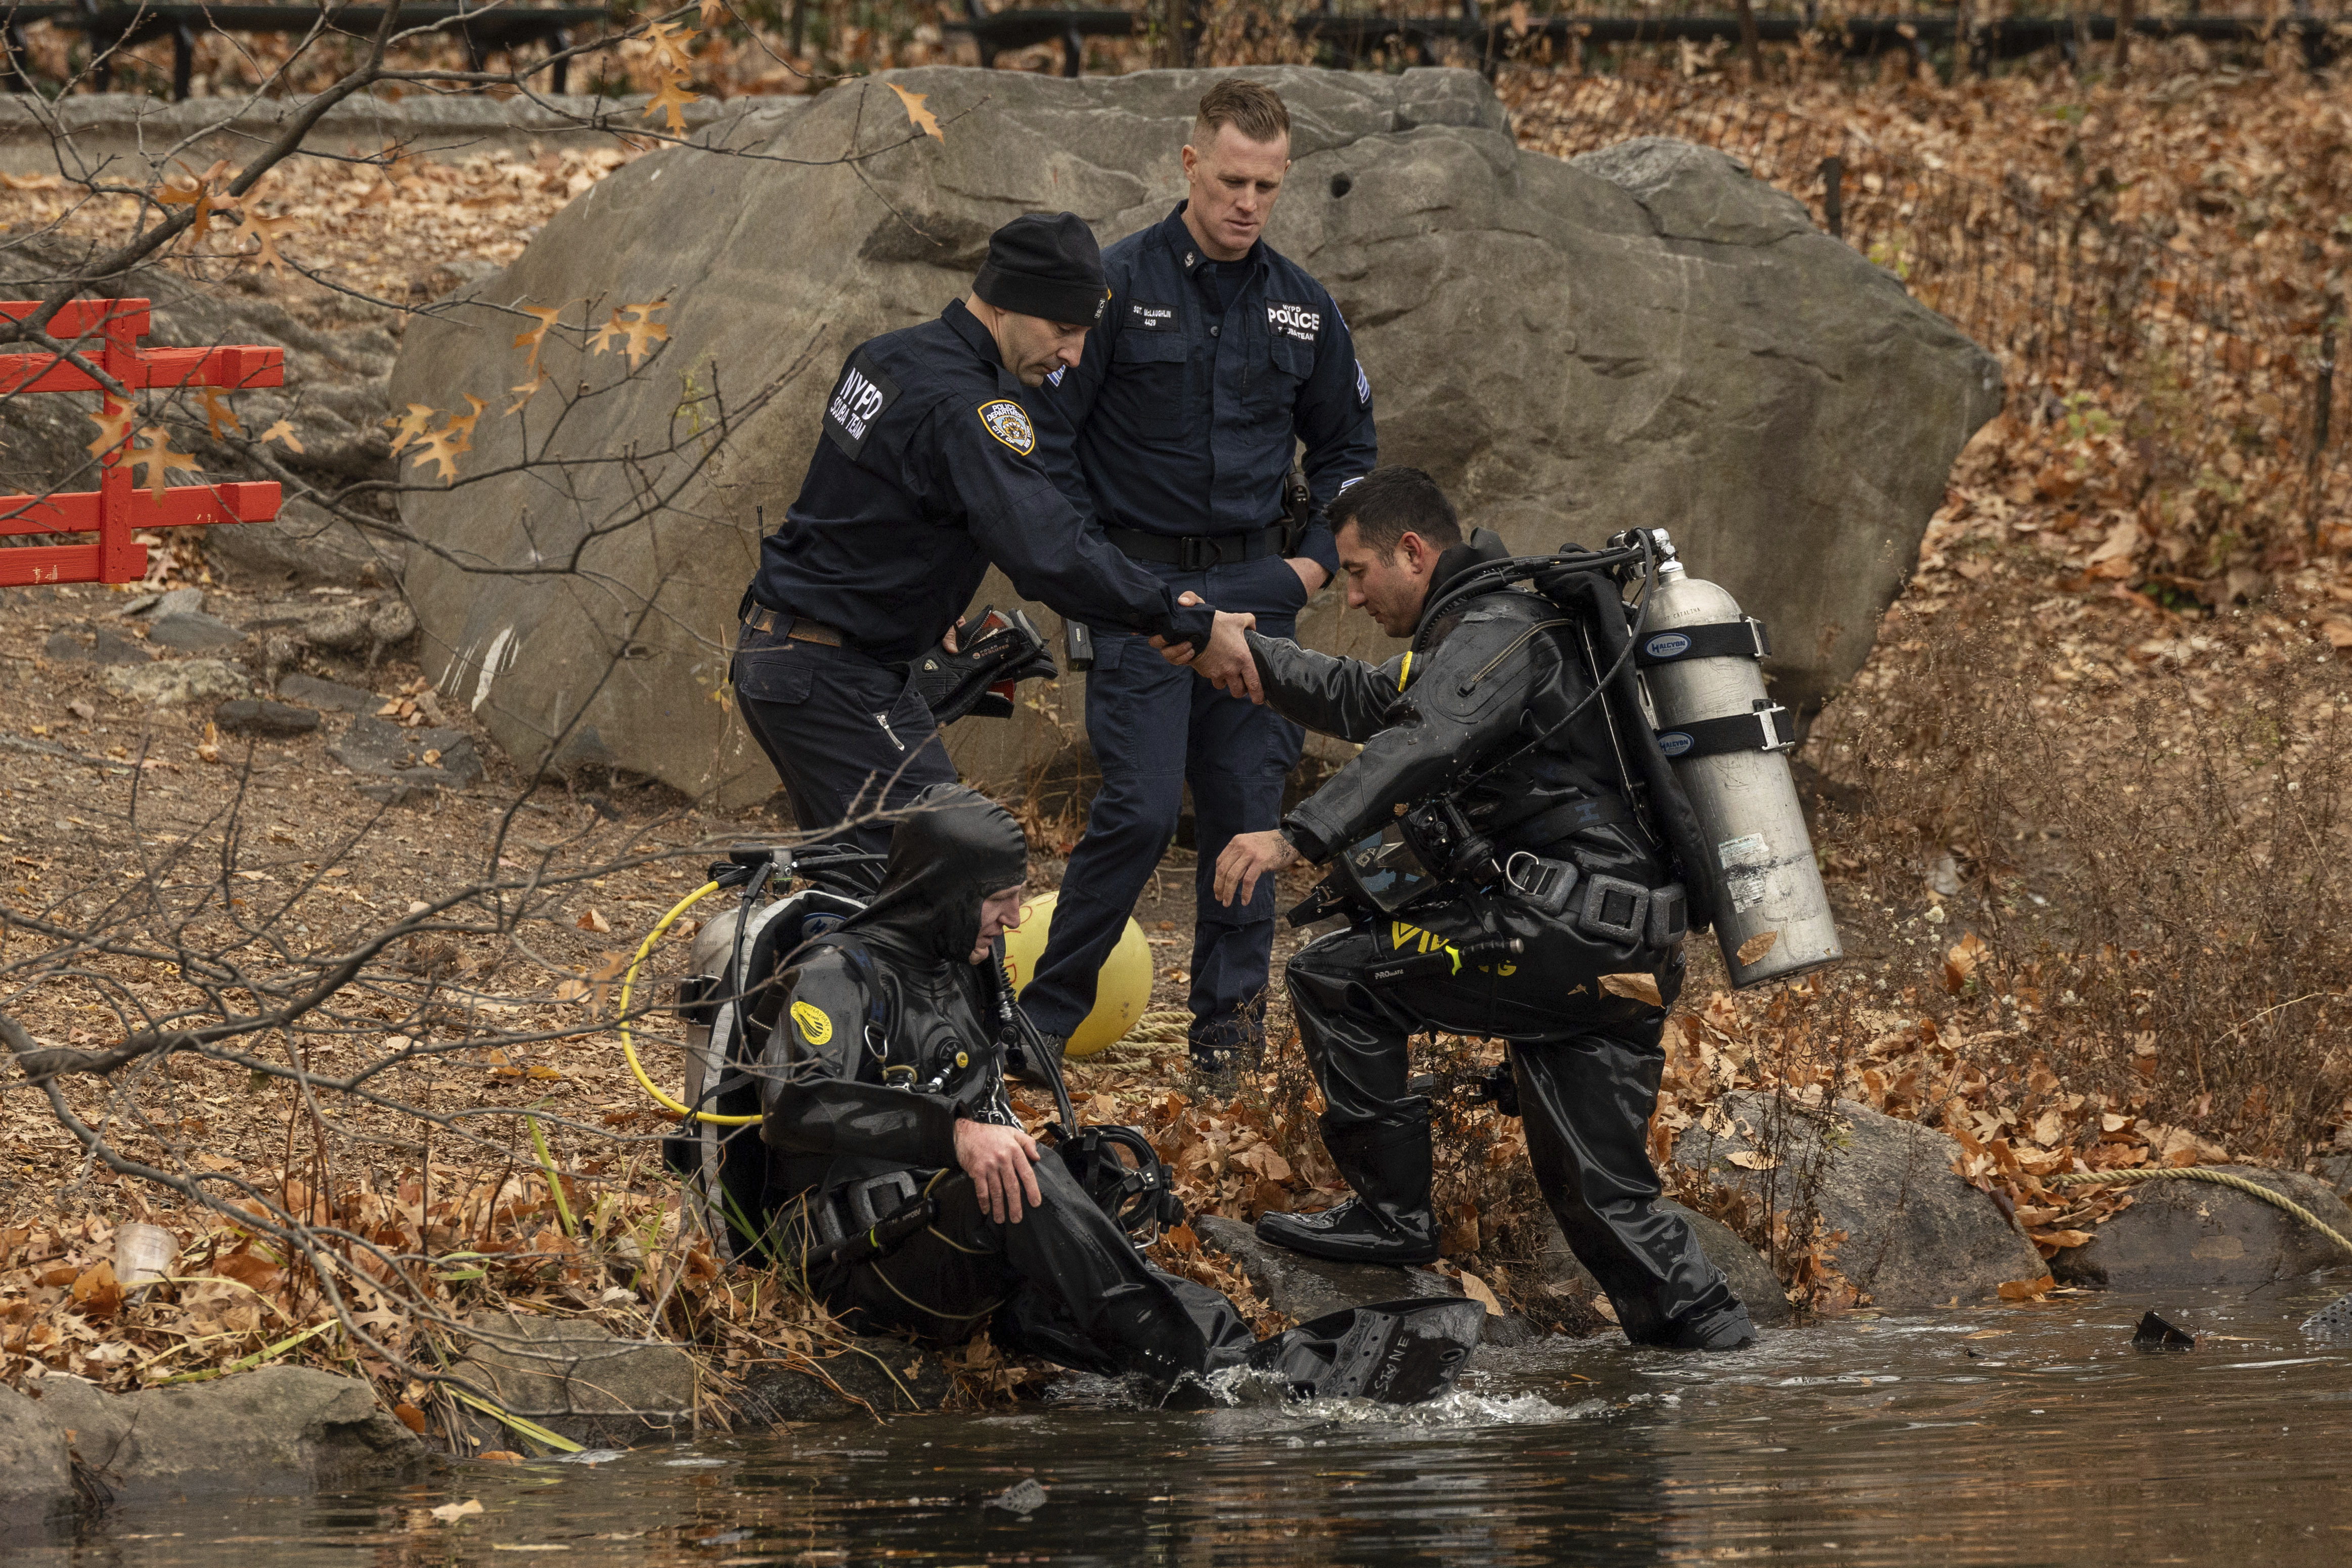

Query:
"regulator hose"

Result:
[[616, 879, 766, 1127]]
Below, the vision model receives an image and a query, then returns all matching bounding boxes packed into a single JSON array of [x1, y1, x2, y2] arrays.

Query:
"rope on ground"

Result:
[[1123, 1010, 1192, 1046], [2048, 1166, 2352, 1257]]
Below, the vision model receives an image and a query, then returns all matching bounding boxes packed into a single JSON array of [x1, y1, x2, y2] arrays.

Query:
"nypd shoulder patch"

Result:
[[977, 398, 1036, 456]]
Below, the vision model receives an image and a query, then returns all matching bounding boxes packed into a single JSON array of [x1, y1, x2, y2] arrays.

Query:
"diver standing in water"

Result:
[[1204, 469, 1757, 1351]]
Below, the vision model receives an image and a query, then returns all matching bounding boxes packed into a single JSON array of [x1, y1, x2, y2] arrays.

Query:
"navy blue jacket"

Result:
[[1034, 205, 1377, 576], [747, 301, 1216, 664]]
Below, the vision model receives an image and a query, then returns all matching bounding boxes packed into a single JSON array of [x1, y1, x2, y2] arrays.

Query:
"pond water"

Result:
[[17, 1275, 2352, 1567]]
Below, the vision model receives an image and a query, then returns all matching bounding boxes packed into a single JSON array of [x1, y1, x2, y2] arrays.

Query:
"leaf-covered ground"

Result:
[[5, 53, 2352, 1420]]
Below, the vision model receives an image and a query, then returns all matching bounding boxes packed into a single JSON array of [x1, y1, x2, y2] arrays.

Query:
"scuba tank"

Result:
[[1631, 532, 1842, 987]]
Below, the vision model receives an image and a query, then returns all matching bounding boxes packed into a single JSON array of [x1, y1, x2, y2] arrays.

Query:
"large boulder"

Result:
[[25, 1366, 427, 1497], [2050, 1167, 2352, 1291], [388, 65, 2001, 807], [0, 1382, 74, 1530], [1674, 1091, 2046, 1310]]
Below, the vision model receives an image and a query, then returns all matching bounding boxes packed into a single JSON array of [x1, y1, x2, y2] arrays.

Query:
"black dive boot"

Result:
[[1255, 1115, 1438, 1265], [1248, 1297, 1483, 1404]]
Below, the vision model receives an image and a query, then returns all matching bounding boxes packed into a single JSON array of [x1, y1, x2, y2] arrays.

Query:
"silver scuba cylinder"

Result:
[[1634, 535, 1842, 988]]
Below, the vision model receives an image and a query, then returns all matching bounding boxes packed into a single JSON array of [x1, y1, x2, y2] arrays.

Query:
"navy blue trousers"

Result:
[[733, 624, 956, 858], [1022, 553, 1309, 1057]]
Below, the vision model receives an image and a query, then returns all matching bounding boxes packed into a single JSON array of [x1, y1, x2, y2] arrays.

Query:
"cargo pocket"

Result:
[[731, 630, 817, 705]]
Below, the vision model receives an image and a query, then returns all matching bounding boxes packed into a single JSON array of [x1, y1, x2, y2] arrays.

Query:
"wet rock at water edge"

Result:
[[443, 1311, 697, 1449], [2046, 1167, 2352, 1291], [0, 1382, 74, 1529], [1534, 1196, 1794, 1329], [214, 697, 322, 736], [23, 1366, 427, 1499], [1673, 1091, 2046, 1310], [1187, 1214, 1558, 1343], [2131, 1310, 2196, 1351], [735, 1336, 957, 1423]]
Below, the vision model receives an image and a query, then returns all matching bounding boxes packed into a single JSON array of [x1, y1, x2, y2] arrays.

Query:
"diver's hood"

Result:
[[834, 783, 1028, 964]]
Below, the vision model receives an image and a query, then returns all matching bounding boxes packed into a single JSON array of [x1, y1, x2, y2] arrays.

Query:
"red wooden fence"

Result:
[[0, 298, 282, 588]]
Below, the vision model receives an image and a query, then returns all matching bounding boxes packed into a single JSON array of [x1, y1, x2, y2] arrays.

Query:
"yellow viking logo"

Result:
[[790, 1000, 832, 1045], [978, 398, 1036, 456]]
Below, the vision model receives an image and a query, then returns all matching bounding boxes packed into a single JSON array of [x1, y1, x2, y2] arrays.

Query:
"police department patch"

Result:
[[978, 398, 1036, 456], [1268, 301, 1323, 343], [822, 348, 900, 461]]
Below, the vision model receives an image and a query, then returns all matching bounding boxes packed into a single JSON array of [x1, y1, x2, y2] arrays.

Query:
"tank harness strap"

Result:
[[1656, 703, 1797, 760], [1634, 617, 1771, 667], [1500, 792, 1636, 846]]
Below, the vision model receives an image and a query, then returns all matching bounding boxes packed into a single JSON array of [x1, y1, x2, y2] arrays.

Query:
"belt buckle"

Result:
[[1178, 535, 1215, 571]]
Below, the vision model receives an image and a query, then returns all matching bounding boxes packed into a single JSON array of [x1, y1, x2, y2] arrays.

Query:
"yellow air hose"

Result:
[[616, 879, 764, 1126]]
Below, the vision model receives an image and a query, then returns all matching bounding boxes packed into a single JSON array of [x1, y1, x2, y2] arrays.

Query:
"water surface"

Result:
[[17, 1276, 2352, 1566]]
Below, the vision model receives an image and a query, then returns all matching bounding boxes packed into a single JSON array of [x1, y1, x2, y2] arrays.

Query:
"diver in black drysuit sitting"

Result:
[[756, 782, 1480, 1399]]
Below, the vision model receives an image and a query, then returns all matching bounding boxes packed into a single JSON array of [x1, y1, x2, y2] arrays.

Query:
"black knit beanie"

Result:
[[974, 212, 1110, 328]]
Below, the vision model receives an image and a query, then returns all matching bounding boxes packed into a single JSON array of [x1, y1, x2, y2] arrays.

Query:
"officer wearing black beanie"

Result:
[[735, 213, 1265, 861]]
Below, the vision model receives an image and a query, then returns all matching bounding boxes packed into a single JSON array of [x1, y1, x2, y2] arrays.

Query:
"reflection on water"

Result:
[[18, 1276, 2352, 1566]]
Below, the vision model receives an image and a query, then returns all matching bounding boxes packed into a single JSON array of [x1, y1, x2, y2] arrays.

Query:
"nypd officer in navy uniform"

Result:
[[734, 214, 1263, 859], [1022, 80, 1378, 1075]]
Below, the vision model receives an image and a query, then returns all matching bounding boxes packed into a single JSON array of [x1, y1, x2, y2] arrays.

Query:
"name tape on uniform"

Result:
[[977, 398, 1036, 456], [1130, 301, 1175, 331]]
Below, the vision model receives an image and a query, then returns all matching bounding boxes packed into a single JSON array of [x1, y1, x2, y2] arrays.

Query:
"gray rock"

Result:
[[297, 597, 419, 661], [44, 625, 150, 666], [2314, 1151, 2352, 1199], [387, 65, 2001, 808], [135, 587, 206, 619], [734, 1337, 956, 1423], [329, 713, 483, 784], [2048, 1167, 2352, 1291], [213, 698, 321, 736], [1673, 1091, 2046, 1309], [1534, 1196, 1793, 1327], [445, 1311, 697, 1449], [100, 658, 248, 707], [26, 1366, 426, 1498], [0, 1382, 73, 1529], [279, 672, 380, 712], [1194, 1213, 1463, 1323], [147, 611, 245, 650]]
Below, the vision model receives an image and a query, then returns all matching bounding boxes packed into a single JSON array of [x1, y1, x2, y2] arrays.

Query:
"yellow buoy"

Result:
[[1001, 890, 1153, 1058]]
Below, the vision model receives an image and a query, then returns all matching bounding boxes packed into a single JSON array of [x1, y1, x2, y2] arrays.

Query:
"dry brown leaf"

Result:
[[232, 210, 297, 275], [198, 386, 242, 441], [1943, 929, 1987, 994], [511, 303, 565, 369], [1726, 1150, 1780, 1171], [1599, 972, 1664, 1007], [577, 908, 611, 933], [127, 427, 200, 502], [641, 17, 697, 73], [392, 1402, 428, 1433], [385, 403, 436, 455], [1734, 929, 1780, 966], [259, 418, 304, 454], [429, 1498, 484, 1522], [478, 1451, 524, 1465], [85, 399, 134, 460], [645, 71, 700, 134], [1996, 1274, 2056, 1301], [506, 373, 548, 416], [1456, 1268, 1503, 1317], [887, 82, 944, 143]]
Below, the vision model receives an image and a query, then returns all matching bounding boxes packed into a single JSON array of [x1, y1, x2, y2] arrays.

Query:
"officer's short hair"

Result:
[[1332, 468, 1461, 558], [1194, 80, 1290, 148]]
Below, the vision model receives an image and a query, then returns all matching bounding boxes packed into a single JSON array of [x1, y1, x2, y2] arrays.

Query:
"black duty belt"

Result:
[[1103, 522, 1286, 570], [741, 603, 845, 648]]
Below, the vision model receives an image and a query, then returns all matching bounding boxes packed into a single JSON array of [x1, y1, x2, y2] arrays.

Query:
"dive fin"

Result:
[[1247, 1297, 1484, 1405]]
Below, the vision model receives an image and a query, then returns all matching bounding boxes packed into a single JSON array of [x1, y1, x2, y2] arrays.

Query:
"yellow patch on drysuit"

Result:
[[790, 1000, 833, 1045]]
